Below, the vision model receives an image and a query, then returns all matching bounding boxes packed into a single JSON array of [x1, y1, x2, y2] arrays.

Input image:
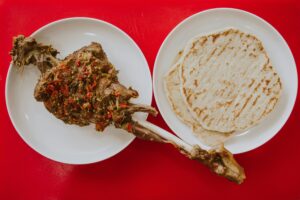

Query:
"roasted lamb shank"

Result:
[[10, 35, 245, 184]]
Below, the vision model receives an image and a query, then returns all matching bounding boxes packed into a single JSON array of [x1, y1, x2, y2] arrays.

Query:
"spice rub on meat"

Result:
[[11, 35, 157, 132], [10, 35, 245, 184]]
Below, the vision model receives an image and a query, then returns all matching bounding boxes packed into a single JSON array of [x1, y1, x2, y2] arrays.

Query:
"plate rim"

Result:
[[153, 7, 298, 154], [5, 17, 152, 164]]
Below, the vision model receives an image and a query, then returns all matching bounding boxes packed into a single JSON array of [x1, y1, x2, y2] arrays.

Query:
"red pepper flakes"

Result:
[[91, 81, 97, 89], [127, 123, 133, 132], [114, 91, 120, 97], [68, 97, 75, 104], [47, 84, 55, 92], [106, 111, 112, 119], [119, 103, 128, 108], [60, 64, 68, 69], [51, 90, 58, 97], [62, 66, 70, 73], [86, 92, 93, 99], [86, 85, 92, 92], [76, 60, 81, 67], [62, 85, 69, 96]]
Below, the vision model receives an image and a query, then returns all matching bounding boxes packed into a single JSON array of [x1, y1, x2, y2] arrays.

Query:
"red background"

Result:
[[1, 0, 300, 199]]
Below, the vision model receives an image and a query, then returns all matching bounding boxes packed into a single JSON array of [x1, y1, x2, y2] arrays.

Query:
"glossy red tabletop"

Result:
[[1, 0, 300, 199]]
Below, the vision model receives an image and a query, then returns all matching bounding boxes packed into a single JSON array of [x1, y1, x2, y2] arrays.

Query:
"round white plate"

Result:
[[6, 17, 152, 164], [153, 8, 298, 154]]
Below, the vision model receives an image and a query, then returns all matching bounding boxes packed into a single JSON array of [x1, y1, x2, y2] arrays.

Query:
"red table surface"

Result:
[[1, 0, 300, 199]]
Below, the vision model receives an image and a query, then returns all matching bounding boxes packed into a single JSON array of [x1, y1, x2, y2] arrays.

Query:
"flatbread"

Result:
[[180, 29, 282, 132], [164, 61, 233, 147]]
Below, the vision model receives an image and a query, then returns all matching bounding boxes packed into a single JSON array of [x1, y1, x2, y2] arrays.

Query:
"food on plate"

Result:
[[164, 28, 282, 148], [11, 35, 158, 132], [10, 35, 245, 184], [164, 61, 233, 147], [180, 29, 282, 133]]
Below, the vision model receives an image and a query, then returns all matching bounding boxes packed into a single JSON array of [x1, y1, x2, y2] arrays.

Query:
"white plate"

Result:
[[6, 17, 152, 164], [153, 8, 298, 154]]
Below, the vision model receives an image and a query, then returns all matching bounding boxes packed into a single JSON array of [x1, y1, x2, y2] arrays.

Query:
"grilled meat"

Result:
[[11, 35, 157, 131], [10, 35, 245, 184]]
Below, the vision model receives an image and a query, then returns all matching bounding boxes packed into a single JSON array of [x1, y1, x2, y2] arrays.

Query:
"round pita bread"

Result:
[[164, 61, 233, 147], [180, 29, 282, 132]]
